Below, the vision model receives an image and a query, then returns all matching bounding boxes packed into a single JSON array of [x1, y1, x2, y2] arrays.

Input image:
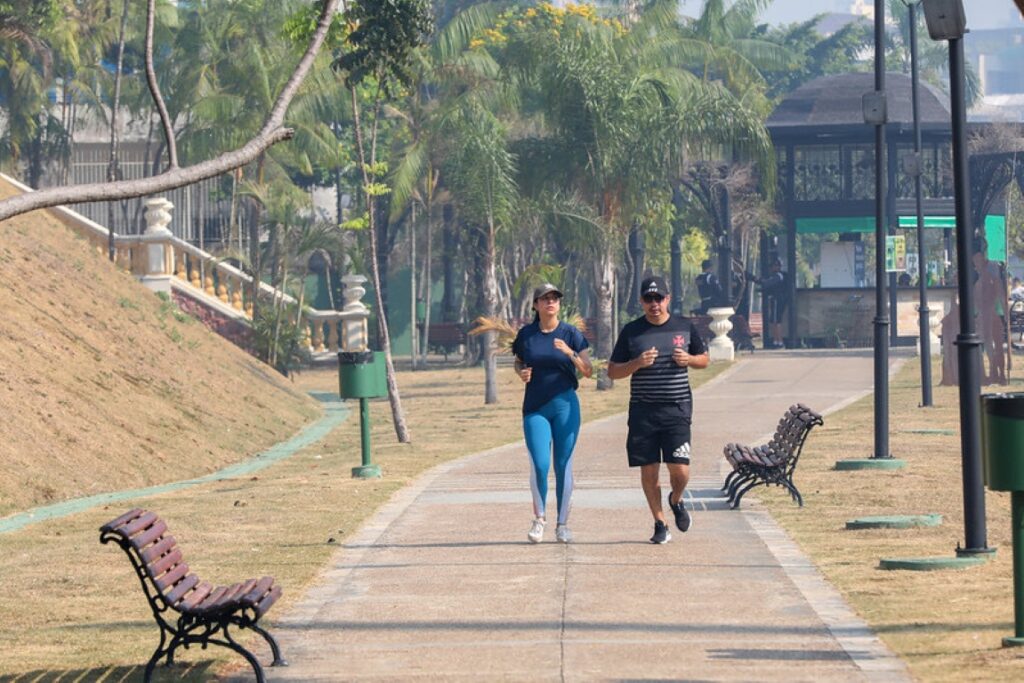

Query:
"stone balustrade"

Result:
[[0, 175, 371, 356]]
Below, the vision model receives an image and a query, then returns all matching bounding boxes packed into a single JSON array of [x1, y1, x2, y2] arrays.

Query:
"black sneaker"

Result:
[[668, 491, 692, 532], [650, 520, 672, 544]]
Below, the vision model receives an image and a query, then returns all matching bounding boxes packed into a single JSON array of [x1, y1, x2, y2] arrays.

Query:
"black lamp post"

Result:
[[921, 0, 991, 555], [867, 0, 892, 459], [903, 0, 935, 406]]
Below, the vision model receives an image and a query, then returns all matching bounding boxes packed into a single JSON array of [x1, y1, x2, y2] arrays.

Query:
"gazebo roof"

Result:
[[768, 72, 951, 132]]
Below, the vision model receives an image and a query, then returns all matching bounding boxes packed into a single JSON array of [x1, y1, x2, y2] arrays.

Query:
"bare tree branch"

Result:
[[146, 0, 177, 170], [0, 0, 341, 223]]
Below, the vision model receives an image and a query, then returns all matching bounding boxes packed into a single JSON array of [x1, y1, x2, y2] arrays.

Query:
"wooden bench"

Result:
[[99, 508, 286, 681], [721, 404, 824, 508], [420, 321, 467, 359]]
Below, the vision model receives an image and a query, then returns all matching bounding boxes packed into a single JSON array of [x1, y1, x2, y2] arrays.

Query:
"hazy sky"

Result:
[[747, 0, 1024, 31]]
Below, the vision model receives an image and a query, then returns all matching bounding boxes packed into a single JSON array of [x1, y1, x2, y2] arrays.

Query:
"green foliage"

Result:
[[331, 0, 434, 95], [512, 263, 566, 300], [0, 0, 58, 35], [341, 212, 370, 231], [755, 15, 872, 99], [249, 302, 311, 376], [281, 0, 348, 48]]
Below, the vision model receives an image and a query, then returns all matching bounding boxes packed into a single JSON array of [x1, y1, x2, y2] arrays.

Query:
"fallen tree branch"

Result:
[[0, 0, 340, 223]]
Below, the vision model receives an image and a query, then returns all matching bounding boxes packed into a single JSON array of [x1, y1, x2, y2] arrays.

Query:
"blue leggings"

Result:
[[523, 390, 581, 525]]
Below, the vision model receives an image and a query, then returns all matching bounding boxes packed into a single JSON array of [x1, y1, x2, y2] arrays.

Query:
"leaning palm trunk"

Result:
[[351, 85, 410, 443]]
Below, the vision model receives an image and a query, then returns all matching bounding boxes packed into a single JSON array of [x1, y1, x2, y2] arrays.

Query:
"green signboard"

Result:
[[795, 214, 1007, 261]]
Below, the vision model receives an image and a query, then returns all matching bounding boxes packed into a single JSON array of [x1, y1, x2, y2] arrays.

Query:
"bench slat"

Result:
[[254, 584, 282, 619], [129, 520, 168, 552], [178, 580, 214, 611], [147, 547, 183, 579], [164, 573, 200, 605], [154, 561, 190, 593], [100, 508, 145, 533], [242, 576, 275, 606], [119, 511, 159, 538], [140, 535, 177, 565]]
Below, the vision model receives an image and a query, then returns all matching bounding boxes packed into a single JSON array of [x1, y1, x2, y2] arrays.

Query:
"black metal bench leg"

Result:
[[144, 646, 167, 683], [732, 479, 762, 509], [223, 626, 267, 683], [783, 477, 804, 507], [722, 469, 739, 492], [728, 472, 755, 502], [251, 622, 288, 667]]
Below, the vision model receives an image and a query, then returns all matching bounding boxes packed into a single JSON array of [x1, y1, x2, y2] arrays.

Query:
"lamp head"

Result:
[[921, 0, 967, 40]]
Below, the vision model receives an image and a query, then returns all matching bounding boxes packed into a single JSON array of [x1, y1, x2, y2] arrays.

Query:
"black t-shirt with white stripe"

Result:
[[610, 315, 707, 409]]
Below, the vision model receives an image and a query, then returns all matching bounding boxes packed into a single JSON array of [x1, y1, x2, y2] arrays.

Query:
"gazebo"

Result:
[[766, 72, 1007, 347]]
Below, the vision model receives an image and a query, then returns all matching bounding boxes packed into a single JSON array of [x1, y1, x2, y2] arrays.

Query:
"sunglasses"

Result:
[[642, 294, 665, 303]]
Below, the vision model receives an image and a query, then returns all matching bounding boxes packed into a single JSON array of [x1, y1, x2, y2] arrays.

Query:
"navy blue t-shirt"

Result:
[[511, 321, 590, 415]]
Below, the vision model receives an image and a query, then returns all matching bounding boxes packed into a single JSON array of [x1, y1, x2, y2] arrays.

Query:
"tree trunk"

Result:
[[442, 203, 457, 322], [420, 176, 435, 363], [483, 224, 499, 404], [351, 85, 410, 443], [106, 0, 130, 260], [595, 246, 616, 390], [409, 202, 419, 370]]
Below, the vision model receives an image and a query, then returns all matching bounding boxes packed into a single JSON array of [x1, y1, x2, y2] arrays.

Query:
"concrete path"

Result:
[[261, 351, 911, 682]]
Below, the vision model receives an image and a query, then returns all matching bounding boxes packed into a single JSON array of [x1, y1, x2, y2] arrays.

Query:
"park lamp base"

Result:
[[954, 544, 997, 558], [352, 464, 382, 479]]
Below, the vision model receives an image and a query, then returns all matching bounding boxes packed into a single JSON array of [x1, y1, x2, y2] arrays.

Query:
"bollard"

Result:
[[980, 392, 1024, 646], [338, 350, 386, 478]]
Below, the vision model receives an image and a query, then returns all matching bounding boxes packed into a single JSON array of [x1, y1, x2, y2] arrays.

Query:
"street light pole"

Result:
[[949, 35, 990, 554], [921, 0, 991, 555], [871, 0, 892, 459], [905, 0, 935, 406]]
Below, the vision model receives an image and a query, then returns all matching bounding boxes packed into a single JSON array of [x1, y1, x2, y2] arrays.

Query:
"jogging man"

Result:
[[607, 275, 709, 544]]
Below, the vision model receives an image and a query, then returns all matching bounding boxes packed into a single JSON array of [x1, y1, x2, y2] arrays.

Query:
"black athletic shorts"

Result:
[[626, 402, 692, 467]]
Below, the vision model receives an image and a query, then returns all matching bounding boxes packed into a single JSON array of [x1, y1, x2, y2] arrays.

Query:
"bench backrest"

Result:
[[425, 322, 466, 346], [100, 508, 207, 614], [767, 403, 824, 473]]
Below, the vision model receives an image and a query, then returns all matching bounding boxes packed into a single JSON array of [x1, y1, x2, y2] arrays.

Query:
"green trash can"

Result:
[[338, 351, 386, 399], [981, 392, 1024, 647], [982, 393, 1024, 491]]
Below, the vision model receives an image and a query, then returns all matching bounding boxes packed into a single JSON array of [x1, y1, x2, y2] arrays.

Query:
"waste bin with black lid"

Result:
[[338, 351, 385, 478], [981, 392, 1024, 646]]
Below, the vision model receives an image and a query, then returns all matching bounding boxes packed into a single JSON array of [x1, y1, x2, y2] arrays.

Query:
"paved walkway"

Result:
[[260, 351, 911, 681]]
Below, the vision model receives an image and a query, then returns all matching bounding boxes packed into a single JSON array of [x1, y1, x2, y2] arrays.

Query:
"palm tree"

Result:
[[388, 3, 504, 366], [677, 0, 794, 109], [444, 98, 517, 403]]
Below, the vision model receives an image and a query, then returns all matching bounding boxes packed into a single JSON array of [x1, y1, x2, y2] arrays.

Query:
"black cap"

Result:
[[640, 276, 669, 298], [532, 283, 563, 301]]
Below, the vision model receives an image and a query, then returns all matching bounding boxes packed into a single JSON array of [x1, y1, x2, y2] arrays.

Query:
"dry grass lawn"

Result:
[[0, 178, 317, 516], [763, 357, 1024, 682]]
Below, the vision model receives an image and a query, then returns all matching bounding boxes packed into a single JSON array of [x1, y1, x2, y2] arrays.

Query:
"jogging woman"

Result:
[[512, 283, 593, 543]]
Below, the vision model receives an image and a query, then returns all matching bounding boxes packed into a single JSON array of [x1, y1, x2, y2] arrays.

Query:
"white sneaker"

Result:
[[555, 524, 572, 544], [527, 518, 545, 543]]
